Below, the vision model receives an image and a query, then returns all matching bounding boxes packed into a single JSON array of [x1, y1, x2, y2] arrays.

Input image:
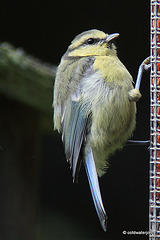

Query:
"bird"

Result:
[[53, 29, 145, 231]]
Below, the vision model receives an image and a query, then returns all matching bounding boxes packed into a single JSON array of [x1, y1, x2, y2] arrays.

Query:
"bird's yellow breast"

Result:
[[93, 55, 133, 84]]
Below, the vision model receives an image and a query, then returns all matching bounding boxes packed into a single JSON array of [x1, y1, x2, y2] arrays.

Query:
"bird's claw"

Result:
[[134, 56, 151, 91], [141, 56, 151, 71]]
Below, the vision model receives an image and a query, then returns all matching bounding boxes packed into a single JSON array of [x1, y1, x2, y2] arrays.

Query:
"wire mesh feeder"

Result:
[[150, 0, 160, 239]]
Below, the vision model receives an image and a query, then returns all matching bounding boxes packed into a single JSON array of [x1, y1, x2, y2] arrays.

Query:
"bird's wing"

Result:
[[84, 147, 107, 231], [61, 85, 107, 231], [61, 87, 88, 183]]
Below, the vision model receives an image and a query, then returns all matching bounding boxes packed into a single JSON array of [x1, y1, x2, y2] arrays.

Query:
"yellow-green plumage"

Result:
[[53, 29, 138, 231], [90, 55, 136, 175]]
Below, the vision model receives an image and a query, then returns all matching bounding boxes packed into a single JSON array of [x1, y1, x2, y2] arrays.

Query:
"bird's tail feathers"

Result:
[[84, 148, 107, 231]]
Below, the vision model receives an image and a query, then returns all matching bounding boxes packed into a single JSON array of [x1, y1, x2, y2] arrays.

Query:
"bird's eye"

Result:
[[86, 38, 95, 44]]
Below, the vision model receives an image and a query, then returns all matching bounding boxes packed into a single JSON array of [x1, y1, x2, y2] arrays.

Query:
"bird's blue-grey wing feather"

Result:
[[61, 93, 107, 231], [61, 91, 88, 182]]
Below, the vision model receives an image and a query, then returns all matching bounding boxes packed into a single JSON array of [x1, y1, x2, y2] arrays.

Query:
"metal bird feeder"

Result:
[[150, 0, 160, 238]]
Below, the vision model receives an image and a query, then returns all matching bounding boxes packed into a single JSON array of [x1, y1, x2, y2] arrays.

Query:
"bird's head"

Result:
[[64, 29, 119, 58]]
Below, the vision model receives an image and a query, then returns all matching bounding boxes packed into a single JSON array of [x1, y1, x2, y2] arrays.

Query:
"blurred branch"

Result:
[[0, 42, 56, 114]]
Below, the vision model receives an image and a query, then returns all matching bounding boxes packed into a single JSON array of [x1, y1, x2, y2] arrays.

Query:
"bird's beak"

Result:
[[105, 33, 119, 43]]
